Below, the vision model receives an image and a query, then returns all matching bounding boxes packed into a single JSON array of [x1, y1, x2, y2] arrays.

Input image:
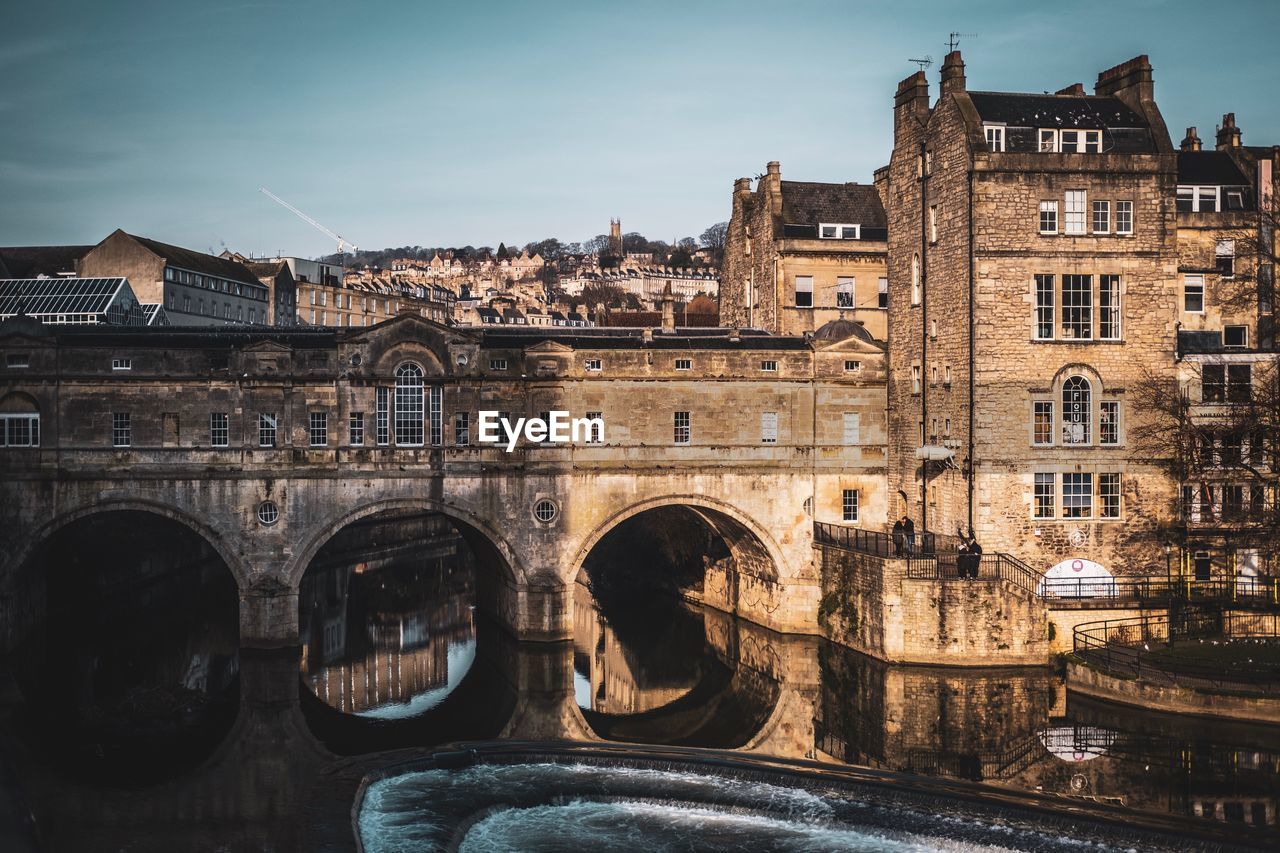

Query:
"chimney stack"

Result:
[[1216, 113, 1242, 149], [940, 50, 965, 95], [1055, 83, 1085, 96], [894, 70, 930, 142], [1180, 127, 1202, 152], [1095, 55, 1153, 108], [660, 283, 676, 333]]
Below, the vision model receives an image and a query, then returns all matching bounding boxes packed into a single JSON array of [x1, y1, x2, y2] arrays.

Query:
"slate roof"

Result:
[[477, 327, 813, 350], [127, 233, 261, 285], [0, 245, 91, 278], [1177, 151, 1251, 185], [968, 92, 1147, 128], [779, 182, 886, 229]]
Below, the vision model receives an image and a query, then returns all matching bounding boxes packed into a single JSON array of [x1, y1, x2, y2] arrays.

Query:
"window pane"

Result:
[[1064, 191, 1086, 235], [1115, 201, 1133, 233], [1061, 274, 1092, 339], [1062, 376, 1091, 444], [1062, 473, 1093, 518], [1034, 274, 1055, 339], [1092, 200, 1110, 233], [1033, 401, 1053, 445], [394, 364, 425, 445], [1039, 201, 1058, 234], [1100, 401, 1119, 445], [1099, 275, 1120, 339], [1184, 275, 1204, 312], [1034, 473, 1055, 518], [1099, 473, 1121, 518]]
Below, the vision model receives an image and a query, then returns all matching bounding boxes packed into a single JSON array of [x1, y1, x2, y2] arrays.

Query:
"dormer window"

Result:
[[1177, 186, 1220, 212], [984, 124, 1005, 152], [1039, 129, 1101, 153], [819, 223, 860, 240]]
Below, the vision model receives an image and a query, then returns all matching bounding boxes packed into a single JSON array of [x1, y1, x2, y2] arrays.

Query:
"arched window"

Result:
[[394, 363, 424, 446], [910, 253, 921, 305], [1062, 376, 1091, 444]]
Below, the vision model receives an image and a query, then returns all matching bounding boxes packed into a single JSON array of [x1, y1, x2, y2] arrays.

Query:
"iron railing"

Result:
[[905, 551, 1045, 597], [1041, 576, 1280, 607], [1073, 610, 1280, 695], [813, 521, 942, 557]]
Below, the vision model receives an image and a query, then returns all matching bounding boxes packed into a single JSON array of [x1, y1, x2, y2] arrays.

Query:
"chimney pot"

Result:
[[1216, 113, 1242, 149], [1180, 126, 1202, 152], [940, 50, 965, 95]]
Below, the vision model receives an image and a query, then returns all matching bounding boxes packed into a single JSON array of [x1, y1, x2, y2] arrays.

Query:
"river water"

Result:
[[1, 510, 1277, 851]]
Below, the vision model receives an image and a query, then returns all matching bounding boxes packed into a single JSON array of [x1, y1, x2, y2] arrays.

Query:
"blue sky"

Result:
[[2, 0, 1276, 257]]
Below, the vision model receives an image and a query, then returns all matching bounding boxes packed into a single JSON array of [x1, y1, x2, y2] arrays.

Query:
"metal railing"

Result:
[[1041, 576, 1280, 607], [905, 551, 1044, 598], [813, 521, 949, 558], [1073, 610, 1280, 695]]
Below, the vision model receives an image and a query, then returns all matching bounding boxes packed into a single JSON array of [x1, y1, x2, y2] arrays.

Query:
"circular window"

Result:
[[349, 353, 362, 367], [533, 499, 558, 523], [257, 501, 280, 526]]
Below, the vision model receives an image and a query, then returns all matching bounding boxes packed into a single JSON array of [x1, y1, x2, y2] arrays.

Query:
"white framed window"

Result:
[[1034, 274, 1055, 340], [1177, 186, 1220, 213], [910, 254, 920, 305], [1063, 472, 1093, 518], [1062, 376, 1091, 444], [1099, 473, 1121, 518], [1034, 473, 1055, 518], [585, 411, 603, 444], [429, 385, 443, 446], [112, 358, 132, 370], [929, 206, 939, 243], [1039, 128, 1058, 152], [819, 223, 860, 240], [584, 358, 602, 372], [454, 411, 469, 446], [760, 360, 778, 372], [1099, 275, 1121, 340], [1115, 201, 1133, 234], [1224, 325, 1248, 348], [1216, 239, 1236, 277], [375, 387, 389, 445], [111, 412, 131, 447], [1059, 129, 1102, 153], [760, 411, 778, 444], [842, 488, 859, 522], [489, 358, 508, 371], [675, 358, 692, 371], [309, 411, 328, 447], [349, 412, 365, 446], [795, 276, 813, 307], [6, 353, 29, 368], [1184, 275, 1205, 313], [1061, 274, 1092, 339], [842, 412, 861, 445], [1091, 200, 1110, 233], [984, 124, 1005, 152], [210, 412, 229, 447], [878, 277, 888, 309], [1101, 401, 1120, 445], [394, 363, 425, 446], [911, 365, 921, 395], [844, 360, 861, 373], [674, 411, 690, 444], [836, 277, 855, 308], [1064, 190, 1087, 235], [258, 413, 277, 447], [1039, 201, 1058, 234], [1033, 401, 1053, 445], [0, 413, 40, 447]]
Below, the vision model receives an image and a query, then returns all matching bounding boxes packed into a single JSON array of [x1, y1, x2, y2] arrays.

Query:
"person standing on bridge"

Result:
[[891, 518, 905, 556], [902, 516, 915, 555]]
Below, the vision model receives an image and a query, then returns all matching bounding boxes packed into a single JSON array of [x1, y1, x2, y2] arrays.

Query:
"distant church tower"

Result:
[[609, 218, 623, 258]]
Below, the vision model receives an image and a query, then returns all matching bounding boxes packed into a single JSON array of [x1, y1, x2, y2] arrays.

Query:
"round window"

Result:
[[257, 500, 280, 526], [533, 499, 558, 523]]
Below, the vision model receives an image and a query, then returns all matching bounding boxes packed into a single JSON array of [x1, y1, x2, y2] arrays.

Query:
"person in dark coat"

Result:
[[891, 518, 905, 556], [903, 516, 916, 554]]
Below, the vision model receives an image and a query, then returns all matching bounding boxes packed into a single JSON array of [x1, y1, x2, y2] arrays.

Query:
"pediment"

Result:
[[812, 335, 885, 354], [240, 339, 293, 354], [524, 339, 574, 354]]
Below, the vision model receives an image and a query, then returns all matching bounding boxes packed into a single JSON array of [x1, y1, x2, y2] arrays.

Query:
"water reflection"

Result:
[[298, 511, 476, 719]]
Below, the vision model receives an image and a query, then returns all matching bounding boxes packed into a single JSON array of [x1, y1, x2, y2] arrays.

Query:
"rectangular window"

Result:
[[674, 411, 690, 444], [836, 277, 855, 308], [376, 387, 389, 445], [429, 385, 443, 446], [309, 412, 328, 447], [1034, 473, 1055, 518], [1216, 239, 1235, 277], [1039, 201, 1058, 234], [349, 412, 365, 446], [585, 411, 603, 444], [1062, 473, 1093, 518], [1061, 274, 1092, 339], [984, 124, 1005, 152], [1091, 200, 1110, 233], [1034, 275, 1054, 339], [210, 412, 229, 447], [258, 409, 276, 445], [1034, 402, 1053, 445], [1101, 401, 1119, 445], [794, 276, 813, 307], [1059, 129, 1101, 153], [877, 277, 888, 309], [929, 206, 938, 243], [1115, 201, 1133, 234], [675, 358, 692, 371], [1099, 274, 1120, 340], [1038, 129, 1058, 152], [760, 411, 778, 444], [843, 412, 861, 445], [1099, 473, 1121, 518], [842, 488, 859, 523], [0, 413, 40, 447], [1177, 186, 1219, 213], [111, 412, 131, 447], [584, 358, 602, 372], [1227, 364, 1251, 403], [911, 365, 921, 394], [1224, 325, 1248, 348], [844, 360, 861, 373], [454, 412, 469, 446], [489, 358, 508, 371], [112, 358, 132, 370], [396, 381, 425, 447], [1184, 275, 1205, 313], [7, 353, 30, 368], [760, 360, 778, 372], [1064, 191, 1087, 235]]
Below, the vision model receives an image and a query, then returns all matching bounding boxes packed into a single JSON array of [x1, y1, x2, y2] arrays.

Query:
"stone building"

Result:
[[879, 52, 1182, 578], [722, 161, 888, 339]]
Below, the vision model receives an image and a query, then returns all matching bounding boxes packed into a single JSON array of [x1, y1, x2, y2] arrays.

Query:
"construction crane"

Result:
[[258, 187, 360, 257]]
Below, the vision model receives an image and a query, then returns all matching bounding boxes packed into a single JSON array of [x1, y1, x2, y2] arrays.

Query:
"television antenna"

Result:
[[909, 55, 933, 71], [948, 32, 977, 52]]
